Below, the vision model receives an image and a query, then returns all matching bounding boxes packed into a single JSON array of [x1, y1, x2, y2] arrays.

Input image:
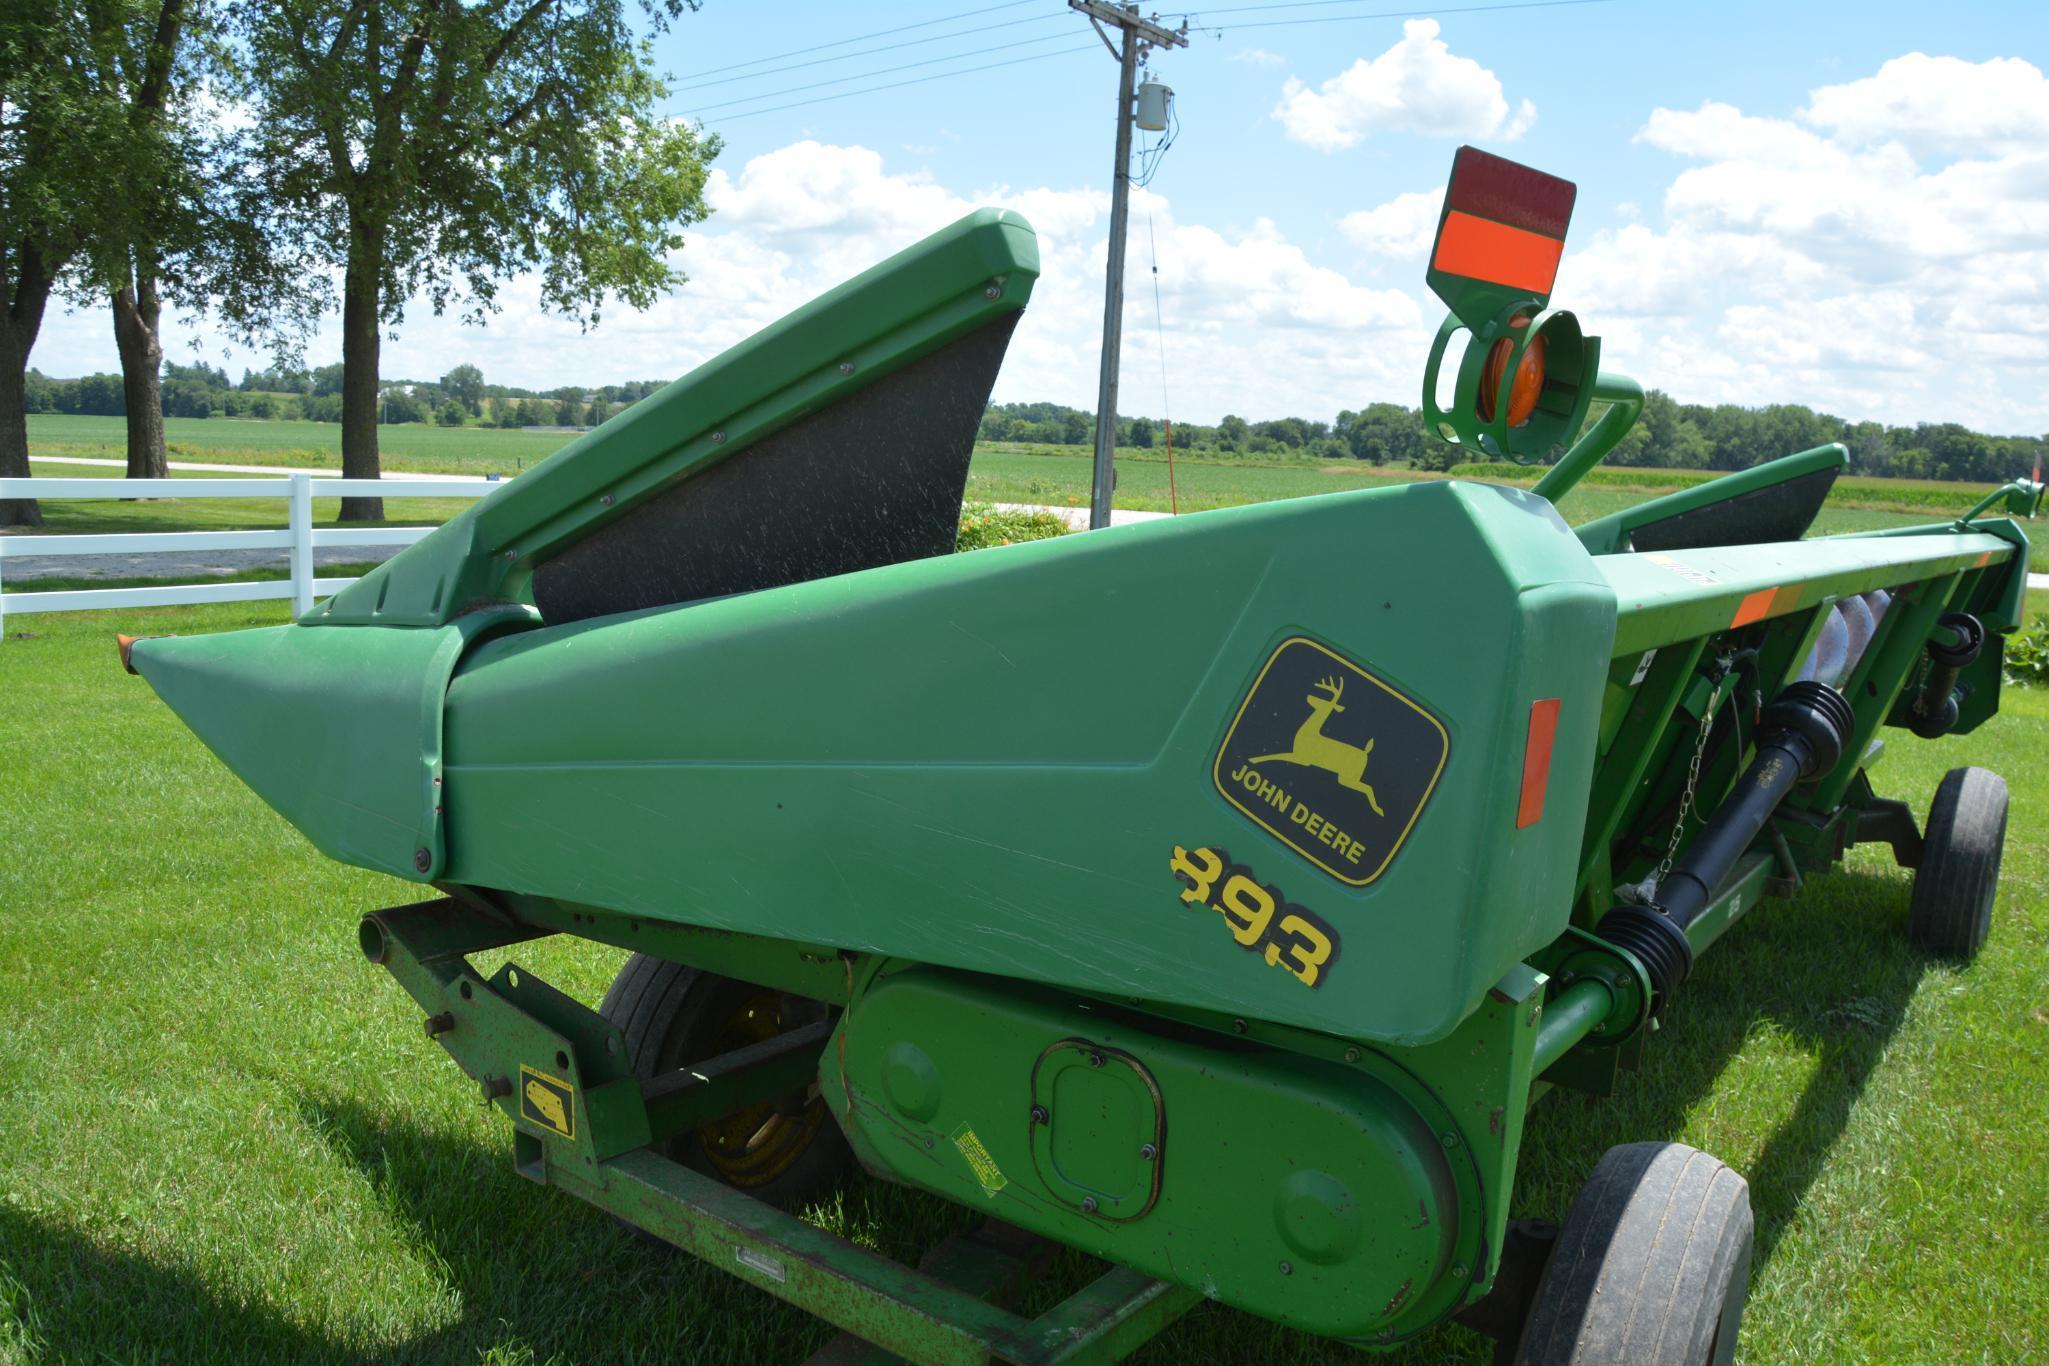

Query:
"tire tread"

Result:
[[1515, 1142, 1753, 1366]]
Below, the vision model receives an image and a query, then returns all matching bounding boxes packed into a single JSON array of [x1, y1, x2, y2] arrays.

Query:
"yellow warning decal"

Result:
[[519, 1064, 575, 1139], [951, 1122, 1007, 1196]]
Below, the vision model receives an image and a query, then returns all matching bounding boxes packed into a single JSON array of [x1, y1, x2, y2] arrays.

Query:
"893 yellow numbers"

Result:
[[1169, 845, 1342, 989]]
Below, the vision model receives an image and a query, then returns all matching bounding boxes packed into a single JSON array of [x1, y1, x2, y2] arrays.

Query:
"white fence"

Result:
[[0, 473, 492, 635]]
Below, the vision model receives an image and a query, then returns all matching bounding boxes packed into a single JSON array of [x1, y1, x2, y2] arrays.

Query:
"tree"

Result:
[[440, 363, 484, 416], [0, 5, 143, 524], [1342, 403, 1424, 466], [553, 396, 577, 425], [381, 388, 424, 423], [436, 399, 465, 427], [48, 4, 317, 482], [236, 1, 719, 521], [584, 397, 608, 426]]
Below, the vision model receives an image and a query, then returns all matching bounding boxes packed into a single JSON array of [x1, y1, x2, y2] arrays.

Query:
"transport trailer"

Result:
[[122, 151, 2040, 1363]]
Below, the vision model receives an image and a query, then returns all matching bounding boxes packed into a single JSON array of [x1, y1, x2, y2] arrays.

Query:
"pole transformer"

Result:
[[1070, 0, 1185, 530]]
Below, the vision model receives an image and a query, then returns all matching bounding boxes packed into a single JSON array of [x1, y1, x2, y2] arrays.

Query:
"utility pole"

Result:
[[1071, 0, 1185, 530]]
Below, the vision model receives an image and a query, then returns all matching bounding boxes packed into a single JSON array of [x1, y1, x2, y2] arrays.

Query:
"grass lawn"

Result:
[[2, 592, 2045, 1362]]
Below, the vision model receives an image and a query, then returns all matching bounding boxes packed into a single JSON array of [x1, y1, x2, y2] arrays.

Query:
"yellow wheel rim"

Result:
[[695, 990, 829, 1188]]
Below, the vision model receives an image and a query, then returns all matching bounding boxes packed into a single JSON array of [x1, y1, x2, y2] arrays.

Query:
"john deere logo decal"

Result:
[[1215, 637, 1449, 885]]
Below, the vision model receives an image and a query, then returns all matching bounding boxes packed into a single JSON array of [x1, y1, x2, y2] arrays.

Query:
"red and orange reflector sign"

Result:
[[1517, 698, 1561, 829], [1431, 147, 1575, 297]]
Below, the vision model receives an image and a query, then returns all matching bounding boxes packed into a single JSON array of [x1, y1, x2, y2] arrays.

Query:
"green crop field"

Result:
[[0, 598, 2043, 1362], [26, 412, 574, 476], [21, 416, 2046, 557]]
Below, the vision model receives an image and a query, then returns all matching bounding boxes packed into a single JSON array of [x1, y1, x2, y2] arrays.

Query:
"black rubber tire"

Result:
[[599, 953, 851, 1213], [1514, 1142, 1752, 1366], [1908, 766, 2008, 960]]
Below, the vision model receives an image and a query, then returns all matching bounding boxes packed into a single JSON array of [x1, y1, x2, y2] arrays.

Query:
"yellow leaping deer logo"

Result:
[[1250, 675, 1386, 817]]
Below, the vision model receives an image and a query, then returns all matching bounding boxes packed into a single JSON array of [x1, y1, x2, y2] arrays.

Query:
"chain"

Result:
[[1654, 679, 1722, 888]]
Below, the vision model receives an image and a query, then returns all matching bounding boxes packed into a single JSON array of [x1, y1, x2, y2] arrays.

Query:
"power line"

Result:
[[680, 10, 1073, 95], [684, 44, 1101, 125], [1177, 0, 1611, 32], [678, 0, 1052, 80], [683, 30, 1085, 117]]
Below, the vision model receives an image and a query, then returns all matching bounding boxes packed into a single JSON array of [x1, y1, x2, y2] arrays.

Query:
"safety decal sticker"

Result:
[[1170, 845, 1342, 989], [1642, 552, 1720, 588], [951, 1123, 1008, 1196], [518, 1065, 575, 1140], [1214, 636, 1449, 885]]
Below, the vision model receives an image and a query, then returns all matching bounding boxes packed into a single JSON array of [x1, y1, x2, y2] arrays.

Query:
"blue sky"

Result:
[[34, 0, 2049, 433]]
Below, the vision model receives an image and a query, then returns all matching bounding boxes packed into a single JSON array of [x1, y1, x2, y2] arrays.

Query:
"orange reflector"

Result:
[[1432, 210, 1565, 295], [1730, 587, 1788, 628], [1517, 698, 1561, 829], [1974, 550, 1992, 567]]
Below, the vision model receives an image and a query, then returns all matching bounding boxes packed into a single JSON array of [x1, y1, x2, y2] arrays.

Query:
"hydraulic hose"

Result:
[[1596, 680, 1855, 1008]]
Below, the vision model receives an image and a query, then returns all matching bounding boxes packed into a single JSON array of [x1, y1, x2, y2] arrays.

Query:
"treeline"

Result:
[[981, 395, 2045, 485], [981, 400, 1429, 464], [24, 361, 668, 430]]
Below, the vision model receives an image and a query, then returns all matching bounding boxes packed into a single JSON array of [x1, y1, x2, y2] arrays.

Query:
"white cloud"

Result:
[[1801, 52, 2049, 158], [1272, 20, 1534, 152], [1230, 47, 1285, 67], [30, 49, 2049, 437], [1338, 190, 1441, 258], [1557, 53, 2049, 430], [86, 141, 1417, 425]]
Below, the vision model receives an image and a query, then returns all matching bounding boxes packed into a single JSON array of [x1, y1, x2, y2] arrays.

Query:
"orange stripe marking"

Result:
[[1974, 551, 1992, 567], [1432, 211, 1565, 294], [1730, 586, 1788, 628], [1517, 698, 1562, 829]]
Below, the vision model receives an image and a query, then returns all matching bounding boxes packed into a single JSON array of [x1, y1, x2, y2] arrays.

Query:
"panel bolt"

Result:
[[984, 284, 1001, 299], [600, 493, 614, 507], [838, 361, 855, 375], [1080, 1196, 1098, 1214], [1139, 1143, 1157, 1161], [1087, 1050, 1104, 1068], [711, 430, 727, 444], [1440, 1131, 1461, 1149], [413, 847, 432, 873], [1232, 1018, 1248, 1035], [503, 549, 517, 560], [480, 1076, 512, 1102], [1030, 1105, 1049, 1124], [1279, 1260, 1293, 1276], [1343, 1047, 1361, 1063], [1452, 1262, 1470, 1280], [423, 1012, 455, 1038]]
